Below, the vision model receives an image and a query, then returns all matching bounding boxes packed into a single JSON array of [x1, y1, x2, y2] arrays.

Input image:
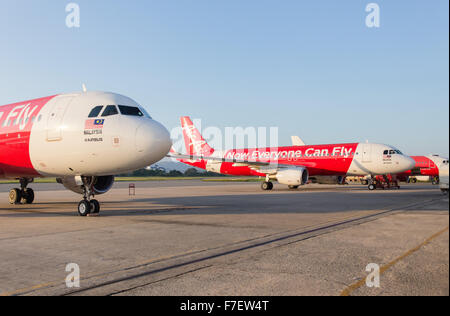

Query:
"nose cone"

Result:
[[396, 156, 416, 173], [136, 120, 172, 164], [405, 156, 416, 171]]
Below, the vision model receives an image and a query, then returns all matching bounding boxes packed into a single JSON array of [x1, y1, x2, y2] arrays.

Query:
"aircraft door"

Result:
[[361, 144, 372, 163], [46, 96, 74, 141]]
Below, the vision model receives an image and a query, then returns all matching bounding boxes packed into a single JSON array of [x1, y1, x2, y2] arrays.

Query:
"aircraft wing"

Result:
[[168, 153, 304, 175]]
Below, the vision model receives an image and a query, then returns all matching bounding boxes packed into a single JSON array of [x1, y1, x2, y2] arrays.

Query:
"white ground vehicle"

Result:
[[439, 160, 449, 195]]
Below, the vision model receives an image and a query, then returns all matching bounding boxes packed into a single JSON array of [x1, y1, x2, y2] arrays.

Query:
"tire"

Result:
[[78, 200, 91, 217], [288, 185, 299, 190], [261, 182, 273, 191], [21, 188, 35, 204], [368, 184, 376, 191], [90, 200, 100, 214], [9, 188, 22, 205]]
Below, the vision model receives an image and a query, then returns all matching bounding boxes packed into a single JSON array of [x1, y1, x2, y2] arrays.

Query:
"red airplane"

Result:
[[0, 91, 172, 215], [170, 117, 416, 191], [397, 155, 448, 183], [292, 136, 448, 185]]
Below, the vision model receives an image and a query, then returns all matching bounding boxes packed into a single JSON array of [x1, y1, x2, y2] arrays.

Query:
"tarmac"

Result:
[[0, 181, 448, 296]]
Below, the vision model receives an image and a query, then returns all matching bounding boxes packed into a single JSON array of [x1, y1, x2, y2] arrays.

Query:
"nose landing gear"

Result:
[[367, 175, 401, 190], [77, 177, 101, 217], [9, 178, 35, 205]]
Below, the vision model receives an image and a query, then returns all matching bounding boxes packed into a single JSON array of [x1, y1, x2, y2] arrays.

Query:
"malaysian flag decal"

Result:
[[85, 119, 105, 129]]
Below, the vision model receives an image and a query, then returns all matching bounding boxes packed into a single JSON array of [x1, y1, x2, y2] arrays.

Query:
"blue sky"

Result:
[[0, 0, 448, 156]]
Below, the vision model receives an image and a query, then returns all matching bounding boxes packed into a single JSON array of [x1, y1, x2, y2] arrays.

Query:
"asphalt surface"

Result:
[[0, 181, 448, 296]]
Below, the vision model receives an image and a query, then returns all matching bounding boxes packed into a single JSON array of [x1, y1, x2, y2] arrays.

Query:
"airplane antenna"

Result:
[[82, 84, 87, 93]]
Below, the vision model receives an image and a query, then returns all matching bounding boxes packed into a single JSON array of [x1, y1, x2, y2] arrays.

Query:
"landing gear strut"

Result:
[[9, 178, 35, 205], [78, 177, 100, 217], [367, 176, 376, 191]]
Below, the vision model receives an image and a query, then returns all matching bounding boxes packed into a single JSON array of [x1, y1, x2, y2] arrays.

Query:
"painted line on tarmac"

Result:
[[1, 197, 444, 296], [340, 226, 449, 296]]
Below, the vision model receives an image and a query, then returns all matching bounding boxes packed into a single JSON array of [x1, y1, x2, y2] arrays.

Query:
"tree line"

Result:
[[120, 168, 225, 178]]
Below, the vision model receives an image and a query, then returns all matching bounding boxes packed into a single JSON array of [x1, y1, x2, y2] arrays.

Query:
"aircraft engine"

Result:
[[276, 167, 309, 186], [57, 176, 115, 195]]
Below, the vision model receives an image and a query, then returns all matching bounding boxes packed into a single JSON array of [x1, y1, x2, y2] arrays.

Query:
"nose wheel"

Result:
[[78, 177, 101, 217], [77, 199, 100, 217], [78, 200, 91, 216]]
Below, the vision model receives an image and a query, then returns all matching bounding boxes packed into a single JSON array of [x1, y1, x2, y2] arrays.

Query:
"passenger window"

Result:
[[118, 105, 144, 117], [88, 106, 104, 118], [102, 105, 119, 117]]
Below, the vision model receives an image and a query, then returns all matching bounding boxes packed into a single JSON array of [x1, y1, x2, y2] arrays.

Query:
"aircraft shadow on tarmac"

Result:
[[0, 187, 445, 218]]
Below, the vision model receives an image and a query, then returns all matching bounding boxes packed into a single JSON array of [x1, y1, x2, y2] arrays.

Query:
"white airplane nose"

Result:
[[396, 156, 416, 173], [135, 120, 172, 163], [405, 156, 416, 171]]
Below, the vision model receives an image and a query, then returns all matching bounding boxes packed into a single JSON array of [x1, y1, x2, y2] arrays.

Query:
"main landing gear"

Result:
[[431, 177, 440, 185], [9, 178, 35, 205], [77, 177, 100, 217], [261, 181, 274, 191]]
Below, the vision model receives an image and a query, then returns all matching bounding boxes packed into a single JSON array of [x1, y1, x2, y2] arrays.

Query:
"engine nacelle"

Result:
[[57, 176, 115, 195], [310, 176, 346, 185], [276, 167, 309, 186]]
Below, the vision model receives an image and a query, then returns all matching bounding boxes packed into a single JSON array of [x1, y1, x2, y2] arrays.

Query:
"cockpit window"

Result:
[[102, 105, 119, 117], [118, 105, 145, 117], [88, 106, 103, 118], [140, 107, 152, 118], [385, 149, 403, 155]]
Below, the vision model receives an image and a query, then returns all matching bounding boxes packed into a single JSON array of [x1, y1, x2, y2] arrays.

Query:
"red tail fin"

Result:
[[180, 116, 214, 156]]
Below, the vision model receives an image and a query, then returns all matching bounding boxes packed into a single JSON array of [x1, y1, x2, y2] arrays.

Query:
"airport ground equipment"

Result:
[[439, 160, 449, 194]]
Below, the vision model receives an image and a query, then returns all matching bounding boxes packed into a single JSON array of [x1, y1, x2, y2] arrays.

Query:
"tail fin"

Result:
[[180, 116, 214, 157], [291, 136, 306, 146]]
